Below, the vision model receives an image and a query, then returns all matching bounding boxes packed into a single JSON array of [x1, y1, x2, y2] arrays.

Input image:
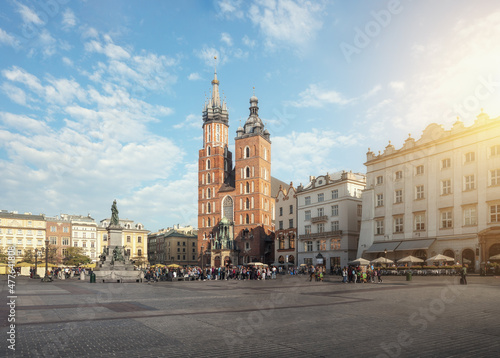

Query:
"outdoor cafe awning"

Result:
[[395, 238, 435, 251], [365, 241, 401, 253]]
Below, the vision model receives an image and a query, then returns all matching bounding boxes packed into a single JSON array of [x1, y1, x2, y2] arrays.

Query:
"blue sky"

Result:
[[1, 0, 500, 232]]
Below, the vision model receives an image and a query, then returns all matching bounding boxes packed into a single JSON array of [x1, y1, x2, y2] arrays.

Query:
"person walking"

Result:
[[460, 265, 467, 285]]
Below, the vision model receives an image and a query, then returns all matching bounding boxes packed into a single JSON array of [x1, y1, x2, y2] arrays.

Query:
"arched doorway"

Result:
[[224, 256, 232, 267], [462, 249, 475, 273], [288, 255, 295, 264], [278, 255, 285, 264], [488, 243, 500, 258], [214, 256, 221, 268], [443, 250, 455, 259]]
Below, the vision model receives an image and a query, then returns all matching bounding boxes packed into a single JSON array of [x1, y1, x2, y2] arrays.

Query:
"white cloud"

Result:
[[248, 0, 324, 50], [82, 27, 99, 39], [0, 28, 20, 48], [84, 38, 130, 60], [221, 32, 233, 46], [289, 84, 351, 108], [17, 3, 44, 25], [389, 81, 405, 92], [0, 112, 49, 133], [174, 114, 200, 129], [217, 0, 244, 19], [62, 8, 77, 29], [242, 35, 256, 48], [62, 57, 73, 66], [1, 83, 28, 106], [195, 46, 222, 67], [272, 129, 364, 184], [39, 29, 57, 57], [188, 73, 202, 81], [2, 66, 44, 92]]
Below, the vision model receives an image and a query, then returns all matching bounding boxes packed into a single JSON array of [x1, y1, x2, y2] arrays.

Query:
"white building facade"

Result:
[[297, 171, 365, 270], [61, 214, 98, 261], [274, 184, 297, 266], [357, 111, 500, 272]]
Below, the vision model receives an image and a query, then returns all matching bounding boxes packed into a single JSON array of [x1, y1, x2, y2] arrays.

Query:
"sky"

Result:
[[1, 0, 500, 232]]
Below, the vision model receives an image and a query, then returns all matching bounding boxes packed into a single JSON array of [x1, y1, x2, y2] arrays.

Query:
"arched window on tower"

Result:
[[208, 217, 211, 227], [246, 182, 250, 194], [207, 188, 211, 199], [207, 159, 211, 170], [245, 146, 250, 158], [207, 146, 211, 155], [207, 173, 211, 184], [246, 214, 250, 224], [246, 167, 250, 178], [246, 198, 250, 210], [207, 202, 211, 213]]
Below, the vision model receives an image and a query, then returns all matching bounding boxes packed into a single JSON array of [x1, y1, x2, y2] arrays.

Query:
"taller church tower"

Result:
[[198, 66, 233, 256]]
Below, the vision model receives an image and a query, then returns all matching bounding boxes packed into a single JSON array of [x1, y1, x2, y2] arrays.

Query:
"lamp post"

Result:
[[201, 244, 204, 275], [34, 248, 38, 278], [384, 248, 388, 267], [42, 238, 51, 282]]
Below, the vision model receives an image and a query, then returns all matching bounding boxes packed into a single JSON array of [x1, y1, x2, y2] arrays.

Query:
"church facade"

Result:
[[197, 70, 276, 267]]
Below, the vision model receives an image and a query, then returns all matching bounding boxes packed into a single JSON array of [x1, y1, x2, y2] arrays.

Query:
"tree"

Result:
[[63, 247, 92, 266], [22, 249, 35, 264], [0, 248, 7, 263]]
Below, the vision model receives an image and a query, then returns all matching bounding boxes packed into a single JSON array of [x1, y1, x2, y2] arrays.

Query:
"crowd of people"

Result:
[[143, 265, 289, 282]]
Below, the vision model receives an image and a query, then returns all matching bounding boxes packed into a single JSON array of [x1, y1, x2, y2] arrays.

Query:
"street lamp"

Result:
[[42, 238, 52, 282], [34, 248, 38, 278], [201, 244, 204, 277]]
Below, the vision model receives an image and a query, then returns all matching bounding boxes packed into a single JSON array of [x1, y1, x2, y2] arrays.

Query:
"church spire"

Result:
[[211, 56, 221, 108]]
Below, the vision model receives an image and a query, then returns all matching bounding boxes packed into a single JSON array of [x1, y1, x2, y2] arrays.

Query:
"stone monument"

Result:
[[93, 200, 144, 283]]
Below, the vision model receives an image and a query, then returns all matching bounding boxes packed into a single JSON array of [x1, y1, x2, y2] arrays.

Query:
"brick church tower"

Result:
[[197, 68, 275, 267]]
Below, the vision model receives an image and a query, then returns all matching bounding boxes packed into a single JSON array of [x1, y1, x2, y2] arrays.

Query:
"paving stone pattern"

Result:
[[1, 275, 500, 357]]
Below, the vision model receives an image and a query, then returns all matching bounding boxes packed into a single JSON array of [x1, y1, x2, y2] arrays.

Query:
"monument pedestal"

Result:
[[93, 225, 143, 283]]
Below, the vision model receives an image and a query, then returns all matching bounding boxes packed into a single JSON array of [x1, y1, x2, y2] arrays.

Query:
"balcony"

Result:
[[311, 215, 328, 223], [299, 230, 342, 240]]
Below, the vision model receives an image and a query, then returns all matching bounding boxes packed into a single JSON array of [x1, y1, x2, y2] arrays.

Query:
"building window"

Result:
[[289, 205, 293, 214], [207, 173, 211, 184], [465, 152, 475, 163], [375, 220, 384, 235], [376, 194, 384, 207], [376, 176, 384, 185], [464, 175, 475, 191], [50, 237, 57, 245], [395, 171, 403, 180], [331, 205, 339, 216], [357, 205, 362, 217], [395, 189, 403, 204], [279, 207, 283, 216], [416, 165, 424, 175], [317, 223, 325, 233], [331, 239, 341, 250], [317, 207, 324, 217], [394, 216, 404, 233], [318, 193, 324, 202], [441, 180, 452, 195], [490, 169, 500, 186], [246, 214, 249, 224], [319, 240, 326, 250], [491, 205, 500, 223], [491, 145, 500, 157], [289, 219, 293, 228], [207, 159, 211, 169], [305, 225, 311, 234], [279, 236, 285, 250], [331, 221, 339, 232], [415, 185, 425, 200], [463, 207, 477, 226], [245, 146, 250, 158], [305, 196, 311, 205], [74, 242, 78, 247], [50, 226, 56, 232], [138, 236, 142, 243], [138, 249, 142, 256], [441, 158, 451, 169], [440, 210, 453, 229], [305, 241, 313, 252], [414, 213, 425, 231], [331, 190, 338, 199], [305, 210, 311, 220], [127, 236, 131, 243], [279, 221, 283, 230], [62, 238, 69, 245]]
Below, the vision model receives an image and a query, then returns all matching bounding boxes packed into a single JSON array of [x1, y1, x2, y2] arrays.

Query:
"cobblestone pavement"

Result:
[[1, 274, 500, 358]]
